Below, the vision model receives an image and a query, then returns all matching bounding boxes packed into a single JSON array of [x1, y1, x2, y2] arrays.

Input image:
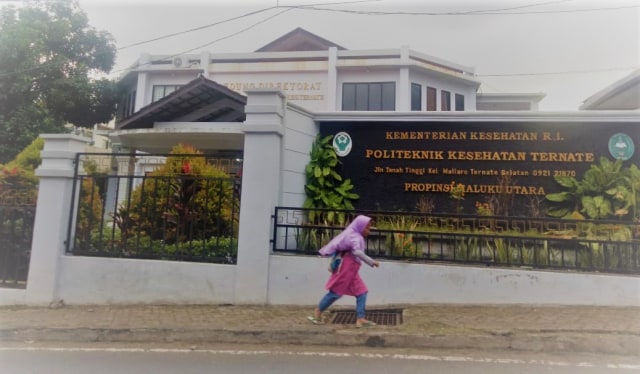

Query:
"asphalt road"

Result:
[[1, 343, 639, 373]]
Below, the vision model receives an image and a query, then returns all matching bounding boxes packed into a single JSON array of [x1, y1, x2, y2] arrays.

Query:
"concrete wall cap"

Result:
[[245, 104, 284, 117], [241, 124, 285, 136], [40, 150, 79, 160], [39, 134, 91, 142], [35, 168, 75, 178]]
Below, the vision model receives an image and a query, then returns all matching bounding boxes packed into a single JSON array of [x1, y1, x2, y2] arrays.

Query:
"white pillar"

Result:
[[200, 51, 211, 79], [135, 53, 151, 111], [25, 134, 89, 305], [235, 89, 285, 304], [327, 47, 338, 111], [398, 45, 411, 111]]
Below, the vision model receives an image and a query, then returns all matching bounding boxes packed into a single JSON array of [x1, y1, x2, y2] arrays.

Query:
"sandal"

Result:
[[356, 320, 376, 328], [307, 316, 324, 325]]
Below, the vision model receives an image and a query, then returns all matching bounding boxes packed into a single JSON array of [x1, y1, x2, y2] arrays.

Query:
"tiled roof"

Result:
[[117, 75, 246, 130], [255, 27, 346, 52]]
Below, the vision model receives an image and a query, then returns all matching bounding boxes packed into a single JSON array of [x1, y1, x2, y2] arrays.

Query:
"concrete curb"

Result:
[[1, 328, 638, 356]]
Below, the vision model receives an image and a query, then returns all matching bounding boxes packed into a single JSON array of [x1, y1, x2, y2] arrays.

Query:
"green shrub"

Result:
[[76, 177, 103, 243], [114, 144, 238, 248], [0, 137, 43, 205], [375, 215, 420, 258]]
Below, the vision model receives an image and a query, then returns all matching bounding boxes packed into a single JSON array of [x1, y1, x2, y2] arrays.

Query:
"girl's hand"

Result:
[[372, 261, 380, 268]]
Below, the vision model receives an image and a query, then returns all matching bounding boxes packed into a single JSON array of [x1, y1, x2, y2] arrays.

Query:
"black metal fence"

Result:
[[67, 153, 241, 264], [272, 207, 640, 275], [0, 186, 37, 288]]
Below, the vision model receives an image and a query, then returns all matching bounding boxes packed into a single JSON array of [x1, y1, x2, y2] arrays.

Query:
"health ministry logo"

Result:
[[333, 132, 352, 157], [608, 133, 634, 161]]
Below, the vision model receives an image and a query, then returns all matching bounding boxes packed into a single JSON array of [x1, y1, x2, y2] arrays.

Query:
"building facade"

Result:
[[115, 28, 546, 136], [2, 30, 638, 306], [110, 27, 637, 215]]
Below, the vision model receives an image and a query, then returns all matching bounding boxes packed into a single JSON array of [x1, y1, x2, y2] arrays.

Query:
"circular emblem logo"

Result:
[[332, 132, 352, 157], [608, 133, 635, 161]]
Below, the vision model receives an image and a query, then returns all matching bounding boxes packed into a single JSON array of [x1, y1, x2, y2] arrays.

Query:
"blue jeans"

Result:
[[318, 291, 368, 319]]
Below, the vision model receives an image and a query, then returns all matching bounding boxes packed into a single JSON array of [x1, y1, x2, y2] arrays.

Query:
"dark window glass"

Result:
[[426, 87, 437, 111], [411, 83, 421, 111], [152, 86, 163, 102], [152, 85, 181, 102], [117, 89, 137, 121], [441, 90, 451, 111], [369, 83, 382, 110], [129, 91, 136, 116], [341, 82, 396, 111], [342, 84, 356, 110], [381, 83, 395, 111], [455, 94, 465, 111], [355, 83, 369, 110]]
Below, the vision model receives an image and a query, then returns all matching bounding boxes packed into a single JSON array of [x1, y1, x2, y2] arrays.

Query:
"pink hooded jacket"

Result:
[[318, 215, 371, 257], [319, 215, 373, 296]]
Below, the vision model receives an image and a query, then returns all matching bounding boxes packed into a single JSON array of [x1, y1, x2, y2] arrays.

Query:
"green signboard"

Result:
[[320, 121, 639, 215]]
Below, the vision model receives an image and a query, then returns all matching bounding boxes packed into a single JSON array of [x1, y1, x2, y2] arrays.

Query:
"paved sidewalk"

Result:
[[0, 303, 639, 356]]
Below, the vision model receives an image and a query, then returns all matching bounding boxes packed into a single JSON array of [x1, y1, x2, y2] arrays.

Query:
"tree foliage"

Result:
[[0, 136, 43, 205], [0, 137, 43, 188], [0, 0, 118, 163]]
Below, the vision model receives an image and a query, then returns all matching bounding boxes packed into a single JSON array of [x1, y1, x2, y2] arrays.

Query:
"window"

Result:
[[455, 94, 465, 111], [441, 90, 451, 111], [411, 83, 421, 111], [342, 82, 396, 111], [426, 87, 437, 111], [119, 90, 136, 119], [152, 85, 182, 102]]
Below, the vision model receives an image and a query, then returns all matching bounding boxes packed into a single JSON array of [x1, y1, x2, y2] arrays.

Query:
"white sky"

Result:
[[76, 0, 640, 111]]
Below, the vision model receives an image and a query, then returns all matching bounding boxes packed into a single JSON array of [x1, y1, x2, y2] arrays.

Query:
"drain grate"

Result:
[[329, 308, 403, 326]]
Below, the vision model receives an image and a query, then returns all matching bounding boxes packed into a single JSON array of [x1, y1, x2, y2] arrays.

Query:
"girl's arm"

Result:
[[353, 249, 380, 267]]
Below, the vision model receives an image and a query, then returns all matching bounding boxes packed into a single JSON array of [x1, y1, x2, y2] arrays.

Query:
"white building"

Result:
[[113, 27, 545, 154], [110, 27, 637, 212]]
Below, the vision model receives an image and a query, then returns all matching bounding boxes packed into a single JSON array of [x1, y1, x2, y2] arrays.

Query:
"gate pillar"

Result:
[[25, 134, 89, 305], [235, 90, 285, 304]]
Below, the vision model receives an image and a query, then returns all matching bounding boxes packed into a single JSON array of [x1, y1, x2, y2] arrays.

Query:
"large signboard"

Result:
[[320, 121, 639, 215]]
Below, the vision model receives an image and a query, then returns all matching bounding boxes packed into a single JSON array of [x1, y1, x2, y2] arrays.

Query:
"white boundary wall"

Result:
[[4, 254, 637, 306], [1, 92, 638, 306], [267, 255, 640, 306]]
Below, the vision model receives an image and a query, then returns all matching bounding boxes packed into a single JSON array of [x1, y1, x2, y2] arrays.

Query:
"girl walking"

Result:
[[308, 215, 380, 328]]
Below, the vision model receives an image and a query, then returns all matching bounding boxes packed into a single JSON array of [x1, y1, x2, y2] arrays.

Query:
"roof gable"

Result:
[[580, 69, 640, 110], [117, 75, 247, 130], [255, 27, 346, 52]]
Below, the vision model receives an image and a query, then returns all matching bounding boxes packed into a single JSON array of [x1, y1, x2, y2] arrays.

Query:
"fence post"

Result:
[[235, 89, 285, 304], [25, 134, 89, 305]]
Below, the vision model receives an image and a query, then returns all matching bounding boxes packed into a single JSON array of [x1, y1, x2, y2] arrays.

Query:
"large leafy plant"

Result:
[[303, 134, 359, 225], [297, 134, 360, 252], [546, 157, 639, 221]]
